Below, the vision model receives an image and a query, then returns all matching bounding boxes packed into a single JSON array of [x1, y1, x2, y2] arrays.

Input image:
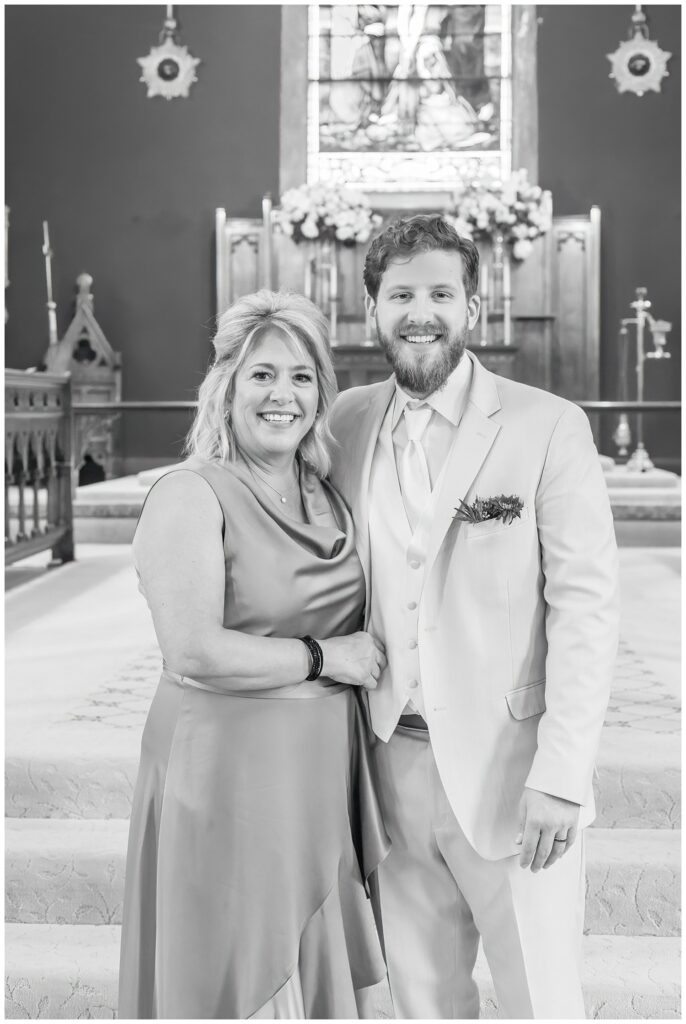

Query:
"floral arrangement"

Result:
[[449, 169, 551, 261], [454, 494, 524, 526], [274, 183, 382, 247]]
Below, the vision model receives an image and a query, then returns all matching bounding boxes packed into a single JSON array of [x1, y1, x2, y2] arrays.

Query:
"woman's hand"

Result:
[[320, 633, 387, 690]]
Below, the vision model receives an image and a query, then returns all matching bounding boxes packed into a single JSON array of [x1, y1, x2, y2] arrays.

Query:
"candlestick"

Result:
[[42, 220, 58, 346], [261, 193, 273, 290], [304, 249, 313, 301], [479, 264, 489, 346], [329, 248, 338, 346], [502, 248, 512, 346]]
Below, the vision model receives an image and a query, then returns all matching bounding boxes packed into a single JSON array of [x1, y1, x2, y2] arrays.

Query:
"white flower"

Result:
[[451, 216, 474, 238], [277, 183, 378, 246], [300, 217, 319, 239], [513, 239, 533, 260]]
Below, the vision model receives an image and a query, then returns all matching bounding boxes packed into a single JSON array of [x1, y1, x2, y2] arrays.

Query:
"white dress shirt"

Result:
[[391, 351, 473, 487]]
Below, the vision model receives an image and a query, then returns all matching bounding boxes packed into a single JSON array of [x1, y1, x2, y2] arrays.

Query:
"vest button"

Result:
[[408, 679, 418, 689], [408, 639, 418, 649], [407, 601, 417, 610], [410, 560, 421, 569]]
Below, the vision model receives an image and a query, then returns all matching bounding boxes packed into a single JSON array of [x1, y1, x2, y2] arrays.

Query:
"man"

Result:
[[329, 215, 619, 1019]]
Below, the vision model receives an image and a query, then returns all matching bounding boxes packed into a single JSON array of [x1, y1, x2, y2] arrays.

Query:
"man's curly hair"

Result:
[[363, 214, 480, 301]]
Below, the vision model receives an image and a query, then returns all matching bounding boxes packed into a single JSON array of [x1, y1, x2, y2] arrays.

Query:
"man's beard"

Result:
[[376, 318, 469, 396]]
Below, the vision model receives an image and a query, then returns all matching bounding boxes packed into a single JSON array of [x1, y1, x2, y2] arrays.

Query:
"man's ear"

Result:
[[467, 294, 481, 331], [365, 292, 377, 320]]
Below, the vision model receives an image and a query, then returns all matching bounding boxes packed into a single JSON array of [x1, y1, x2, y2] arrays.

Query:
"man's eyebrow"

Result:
[[385, 282, 458, 289]]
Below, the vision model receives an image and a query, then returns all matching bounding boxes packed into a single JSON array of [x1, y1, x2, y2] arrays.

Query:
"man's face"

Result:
[[367, 249, 480, 399]]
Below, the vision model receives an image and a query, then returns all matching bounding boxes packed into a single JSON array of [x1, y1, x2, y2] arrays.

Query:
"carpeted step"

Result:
[[594, 729, 680, 829], [5, 753, 138, 821], [6, 820, 679, 937], [585, 829, 680, 936], [6, 924, 120, 1020], [5, 925, 680, 1019], [5, 819, 128, 927], [7, 725, 680, 827]]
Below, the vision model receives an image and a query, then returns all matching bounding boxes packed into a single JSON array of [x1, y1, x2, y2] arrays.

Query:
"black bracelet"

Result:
[[299, 635, 323, 681]]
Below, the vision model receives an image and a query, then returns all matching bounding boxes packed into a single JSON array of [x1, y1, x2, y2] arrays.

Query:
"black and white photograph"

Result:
[[4, 3, 681, 1020]]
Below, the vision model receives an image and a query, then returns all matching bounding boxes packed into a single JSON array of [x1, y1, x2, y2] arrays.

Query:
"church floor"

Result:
[[4, 545, 681, 1018]]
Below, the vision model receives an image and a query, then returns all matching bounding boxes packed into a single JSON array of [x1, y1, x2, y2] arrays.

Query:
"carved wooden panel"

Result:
[[550, 208, 601, 400], [215, 210, 265, 318]]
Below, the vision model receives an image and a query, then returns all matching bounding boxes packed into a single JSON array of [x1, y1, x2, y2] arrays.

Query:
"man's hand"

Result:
[[515, 788, 580, 872]]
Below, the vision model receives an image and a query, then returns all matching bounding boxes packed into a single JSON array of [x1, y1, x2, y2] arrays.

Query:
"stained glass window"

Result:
[[307, 4, 512, 191]]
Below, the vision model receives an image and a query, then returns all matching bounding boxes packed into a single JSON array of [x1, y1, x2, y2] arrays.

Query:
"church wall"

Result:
[[538, 5, 680, 469], [5, 5, 680, 471], [5, 5, 282, 467]]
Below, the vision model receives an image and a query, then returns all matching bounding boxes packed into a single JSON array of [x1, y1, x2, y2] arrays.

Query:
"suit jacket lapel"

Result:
[[347, 377, 395, 603], [423, 355, 502, 581]]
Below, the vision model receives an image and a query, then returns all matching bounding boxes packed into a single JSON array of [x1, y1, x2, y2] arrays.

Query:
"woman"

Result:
[[118, 290, 389, 1019]]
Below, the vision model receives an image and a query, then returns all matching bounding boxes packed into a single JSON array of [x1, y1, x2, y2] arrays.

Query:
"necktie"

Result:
[[399, 402, 433, 531]]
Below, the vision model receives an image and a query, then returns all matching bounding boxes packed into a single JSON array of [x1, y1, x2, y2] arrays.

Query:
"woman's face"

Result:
[[230, 328, 319, 468]]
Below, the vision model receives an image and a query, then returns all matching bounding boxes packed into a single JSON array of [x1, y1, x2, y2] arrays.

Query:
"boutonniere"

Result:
[[454, 494, 525, 526]]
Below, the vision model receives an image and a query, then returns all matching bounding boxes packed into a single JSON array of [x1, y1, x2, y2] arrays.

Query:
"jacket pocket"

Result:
[[505, 679, 546, 720], [462, 509, 530, 541]]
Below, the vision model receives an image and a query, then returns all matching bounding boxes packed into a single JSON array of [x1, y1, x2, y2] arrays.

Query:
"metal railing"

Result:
[[74, 400, 681, 414], [74, 399, 680, 476], [5, 370, 74, 566]]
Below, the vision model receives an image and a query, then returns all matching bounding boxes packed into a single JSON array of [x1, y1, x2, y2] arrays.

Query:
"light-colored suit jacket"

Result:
[[329, 352, 620, 860]]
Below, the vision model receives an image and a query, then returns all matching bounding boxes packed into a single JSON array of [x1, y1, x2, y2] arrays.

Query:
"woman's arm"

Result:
[[133, 471, 385, 692], [133, 471, 311, 690]]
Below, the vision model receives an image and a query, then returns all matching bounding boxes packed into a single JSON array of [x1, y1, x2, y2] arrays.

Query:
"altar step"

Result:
[[5, 924, 680, 1020], [6, 547, 680, 1019], [8, 725, 677, 828], [71, 464, 682, 547], [5, 819, 680, 937]]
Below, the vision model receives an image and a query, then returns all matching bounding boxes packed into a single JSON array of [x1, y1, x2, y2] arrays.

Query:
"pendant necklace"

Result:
[[248, 463, 298, 505]]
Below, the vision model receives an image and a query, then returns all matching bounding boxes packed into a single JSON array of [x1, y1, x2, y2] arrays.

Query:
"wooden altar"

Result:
[[215, 205, 600, 401]]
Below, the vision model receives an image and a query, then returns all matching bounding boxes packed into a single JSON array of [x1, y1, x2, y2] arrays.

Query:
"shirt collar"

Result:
[[391, 352, 473, 431]]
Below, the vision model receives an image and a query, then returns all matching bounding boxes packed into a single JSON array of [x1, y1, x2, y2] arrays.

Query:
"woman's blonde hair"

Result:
[[184, 290, 338, 477]]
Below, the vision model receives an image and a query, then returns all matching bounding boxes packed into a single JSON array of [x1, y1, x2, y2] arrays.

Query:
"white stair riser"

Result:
[[5, 928, 680, 1020], [7, 757, 679, 828], [6, 835, 680, 937], [594, 762, 680, 829], [6, 758, 136, 821], [585, 859, 680, 937]]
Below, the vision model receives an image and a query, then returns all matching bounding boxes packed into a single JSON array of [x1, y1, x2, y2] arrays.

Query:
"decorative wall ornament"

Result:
[[138, 5, 200, 100], [607, 5, 671, 96]]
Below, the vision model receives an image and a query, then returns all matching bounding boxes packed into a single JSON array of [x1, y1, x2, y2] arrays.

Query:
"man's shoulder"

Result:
[[330, 378, 393, 436], [490, 371, 585, 430]]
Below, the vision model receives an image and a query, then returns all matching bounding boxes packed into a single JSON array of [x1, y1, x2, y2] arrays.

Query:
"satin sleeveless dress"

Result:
[[117, 458, 389, 1019]]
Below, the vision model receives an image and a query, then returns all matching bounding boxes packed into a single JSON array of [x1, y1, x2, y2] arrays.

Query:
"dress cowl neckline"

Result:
[[188, 457, 350, 561]]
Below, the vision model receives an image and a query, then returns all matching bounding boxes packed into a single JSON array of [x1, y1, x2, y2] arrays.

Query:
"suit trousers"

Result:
[[373, 724, 586, 1019]]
